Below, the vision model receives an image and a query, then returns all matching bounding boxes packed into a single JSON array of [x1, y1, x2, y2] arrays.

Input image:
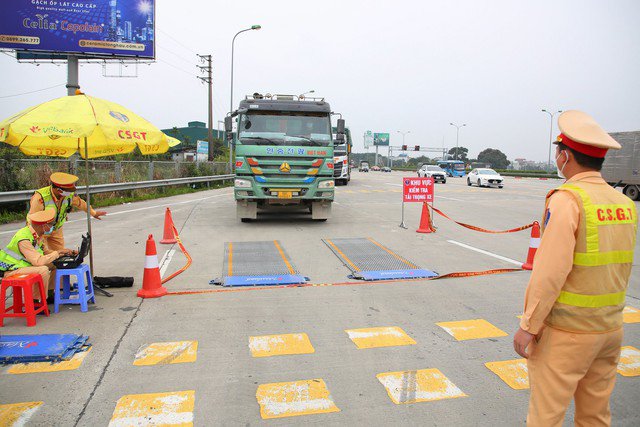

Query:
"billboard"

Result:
[[363, 130, 373, 149], [374, 133, 390, 146], [0, 0, 155, 59], [196, 140, 208, 155]]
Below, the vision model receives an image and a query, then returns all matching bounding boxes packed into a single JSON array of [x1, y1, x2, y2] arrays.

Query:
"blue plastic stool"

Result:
[[54, 264, 95, 313]]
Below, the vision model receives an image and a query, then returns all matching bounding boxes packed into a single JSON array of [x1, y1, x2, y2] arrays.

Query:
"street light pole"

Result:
[[449, 123, 466, 160], [299, 89, 315, 98], [230, 24, 261, 172], [542, 109, 562, 172]]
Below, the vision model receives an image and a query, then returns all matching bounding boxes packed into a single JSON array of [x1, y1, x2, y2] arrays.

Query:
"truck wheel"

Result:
[[241, 218, 252, 223], [623, 185, 640, 201], [467, 178, 471, 186]]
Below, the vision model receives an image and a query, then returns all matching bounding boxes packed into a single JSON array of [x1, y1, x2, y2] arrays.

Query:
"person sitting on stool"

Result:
[[28, 172, 107, 252], [0, 210, 75, 301]]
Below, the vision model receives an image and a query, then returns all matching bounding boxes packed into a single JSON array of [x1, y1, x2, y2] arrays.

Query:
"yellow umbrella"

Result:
[[0, 91, 181, 277]]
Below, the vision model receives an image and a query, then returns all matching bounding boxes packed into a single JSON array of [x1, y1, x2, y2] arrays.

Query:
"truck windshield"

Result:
[[334, 143, 347, 156], [239, 112, 332, 146]]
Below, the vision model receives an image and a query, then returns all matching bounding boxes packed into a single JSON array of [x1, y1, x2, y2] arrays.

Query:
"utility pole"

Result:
[[197, 54, 214, 161]]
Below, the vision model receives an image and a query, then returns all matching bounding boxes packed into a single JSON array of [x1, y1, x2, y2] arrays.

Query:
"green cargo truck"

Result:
[[225, 93, 344, 221]]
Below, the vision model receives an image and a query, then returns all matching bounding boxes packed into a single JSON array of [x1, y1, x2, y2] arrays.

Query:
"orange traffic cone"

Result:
[[160, 207, 177, 244], [138, 234, 167, 298], [416, 202, 435, 233], [522, 221, 541, 270]]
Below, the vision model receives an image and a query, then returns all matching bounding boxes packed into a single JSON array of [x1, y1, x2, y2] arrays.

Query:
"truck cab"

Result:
[[228, 93, 343, 221], [359, 161, 370, 172], [332, 126, 352, 185]]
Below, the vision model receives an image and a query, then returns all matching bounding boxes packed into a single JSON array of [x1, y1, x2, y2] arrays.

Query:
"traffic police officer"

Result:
[[0, 210, 75, 300], [514, 110, 637, 426], [28, 172, 107, 252]]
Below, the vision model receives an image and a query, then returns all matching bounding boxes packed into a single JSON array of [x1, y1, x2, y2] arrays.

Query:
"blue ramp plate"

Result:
[[354, 269, 438, 281], [223, 274, 307, 287], [0, 334, 90, 364]]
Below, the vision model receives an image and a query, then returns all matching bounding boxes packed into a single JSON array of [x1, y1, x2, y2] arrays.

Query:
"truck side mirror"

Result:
[[336, 118, 345, 134], [224, 116, 233, 141], [335, 134, 345, 143]]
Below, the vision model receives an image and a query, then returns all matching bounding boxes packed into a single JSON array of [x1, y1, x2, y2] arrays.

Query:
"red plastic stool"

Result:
[[0, 273, 50, 327]]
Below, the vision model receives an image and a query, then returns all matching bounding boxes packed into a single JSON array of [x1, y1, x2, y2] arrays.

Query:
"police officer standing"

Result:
[[514, 111, 637, 426], [28, 172, 107, 252]]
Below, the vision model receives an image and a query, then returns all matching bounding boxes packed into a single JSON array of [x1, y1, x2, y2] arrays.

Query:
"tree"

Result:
[[448, 146, 469, 161], [477, 148, 509, 169]]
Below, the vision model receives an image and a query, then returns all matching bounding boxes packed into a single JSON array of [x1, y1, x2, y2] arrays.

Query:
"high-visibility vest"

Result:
[[0, 227, 43, 271], [30, 186, 74, 231], [543, 180, 637, 332]]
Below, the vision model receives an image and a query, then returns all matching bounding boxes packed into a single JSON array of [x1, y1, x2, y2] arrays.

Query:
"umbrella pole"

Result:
[[84, 137, 94, 277]]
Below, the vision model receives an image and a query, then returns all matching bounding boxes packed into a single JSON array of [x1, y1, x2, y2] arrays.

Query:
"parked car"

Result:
[[467, 168, 504, 188], [381, 166, 392, 173], [417, 165, 447, 183], [371, 165, 381, 172]]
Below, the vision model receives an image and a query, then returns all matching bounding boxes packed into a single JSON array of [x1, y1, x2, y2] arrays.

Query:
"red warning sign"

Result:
[[403, 177, 434, 202]]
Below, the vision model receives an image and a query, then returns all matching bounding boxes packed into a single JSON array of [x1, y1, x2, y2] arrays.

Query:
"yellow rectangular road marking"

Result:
[[249, 333, 314, 358], [377, 369, 466, 404], [623, 306, 640, 323], [359, 190, 372, 193], [133, 341, 198, 366], [618, 346, 640, 377], [343, 190, 354, 193], [485, 359, 529, 389], [345, 326, 416, 349], [273, 240, 295, 275], [8, 348, 91, 374], [436, 319, 508, 341], [256, 378, 340, 419], [109, 390, 195, 427], [0, 401, 43, 426]]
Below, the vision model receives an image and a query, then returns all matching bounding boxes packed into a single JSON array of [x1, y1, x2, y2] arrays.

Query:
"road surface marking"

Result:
[[255, 379, 340, 419], [623, 306, 640, 323], [274, 240, 295, 275], [249, 333, 314, 358], [0, 401, 43, 426], [109, 390, 195, 426], [385, 183, 402, 187], [618, 346, 640, 377], [367, 238, 417, 268], [133, 341, 198, 366], [8, 348, 91, 374], [377, 369, 466, 404], [436, 319, 508, 341], [0, 192, 232, 235], [437, 196, 465, 202], [345, 326, 416, 349], [447, 240, 522, 266], [485, 359, 529, 389], [159, 249, 176, 278], [227, 242, 233, 276]]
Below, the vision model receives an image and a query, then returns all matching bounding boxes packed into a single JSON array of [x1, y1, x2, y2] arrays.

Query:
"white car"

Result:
[[417, 165, 447, 183], [467, 168, 504, 188]]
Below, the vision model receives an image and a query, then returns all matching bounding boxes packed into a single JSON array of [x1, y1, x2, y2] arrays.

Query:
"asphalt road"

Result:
[[1, 171, 639, 426]]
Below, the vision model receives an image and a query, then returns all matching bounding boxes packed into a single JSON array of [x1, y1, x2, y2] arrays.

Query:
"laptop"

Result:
[[53, 234, 90, 269]]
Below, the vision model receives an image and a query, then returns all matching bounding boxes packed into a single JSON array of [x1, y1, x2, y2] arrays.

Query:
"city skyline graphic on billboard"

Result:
[[0, 0, 155, 58]]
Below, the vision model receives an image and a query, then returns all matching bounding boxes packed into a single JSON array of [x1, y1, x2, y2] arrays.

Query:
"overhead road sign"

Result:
[[374, 133, 390, 146], [0, 0, 156, 59]]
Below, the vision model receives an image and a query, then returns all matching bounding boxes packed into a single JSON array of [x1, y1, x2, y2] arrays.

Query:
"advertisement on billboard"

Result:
[[374, 133, 390, 146], [363, 130, 373, 149], [0, 0, 156, 59], [196, 140, 208, 155]]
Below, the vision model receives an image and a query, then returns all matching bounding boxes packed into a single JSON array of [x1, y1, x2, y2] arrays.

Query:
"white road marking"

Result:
[[362, 184, 373, 188], [437, 196, 465, 202], [159, 249, 176, 278], [447, 240, 522, 266], [385, 183, 403, 187], [0, 192, 232, 235]]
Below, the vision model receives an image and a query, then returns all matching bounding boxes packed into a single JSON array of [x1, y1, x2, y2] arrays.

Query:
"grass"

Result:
[[0, 182, 232, 225]]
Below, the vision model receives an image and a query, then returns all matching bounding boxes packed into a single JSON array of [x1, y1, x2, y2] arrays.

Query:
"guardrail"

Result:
[[0, 174, 235, 204]]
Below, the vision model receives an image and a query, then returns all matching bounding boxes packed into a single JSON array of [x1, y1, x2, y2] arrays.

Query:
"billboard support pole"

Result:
[[375, 145, 379, 166], [66, 55, 79, 96]]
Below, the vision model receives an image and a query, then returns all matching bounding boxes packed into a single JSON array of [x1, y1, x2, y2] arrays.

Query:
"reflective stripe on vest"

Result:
[[557, 290, 626, 308], [560, 183, 637, 267], [0, 227, 39, 271], [1, 246, 25, 262]]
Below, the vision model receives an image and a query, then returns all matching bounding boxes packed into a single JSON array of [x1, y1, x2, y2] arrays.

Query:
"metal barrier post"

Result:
[[115, 161, 122, 182], [148, 161, 154, 181]]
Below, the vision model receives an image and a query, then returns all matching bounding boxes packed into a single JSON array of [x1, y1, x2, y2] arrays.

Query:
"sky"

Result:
[[1, 0, 639, 163]]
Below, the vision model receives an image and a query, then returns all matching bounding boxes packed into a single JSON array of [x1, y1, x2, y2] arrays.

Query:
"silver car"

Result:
[[417, 165, 447, 183], [467, 168, 504, 188]]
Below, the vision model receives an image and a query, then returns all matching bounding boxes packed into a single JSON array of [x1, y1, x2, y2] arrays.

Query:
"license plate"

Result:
[[278, 191, 293, 199]]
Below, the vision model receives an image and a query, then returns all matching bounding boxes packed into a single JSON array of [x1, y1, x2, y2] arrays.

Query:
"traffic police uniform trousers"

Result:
[[527, 326, 623, 427]]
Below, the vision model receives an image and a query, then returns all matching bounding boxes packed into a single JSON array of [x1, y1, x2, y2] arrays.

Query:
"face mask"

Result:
[[556, 151, 568, 179], [60, 190, 72, 197], [43, 226, 53, 235]]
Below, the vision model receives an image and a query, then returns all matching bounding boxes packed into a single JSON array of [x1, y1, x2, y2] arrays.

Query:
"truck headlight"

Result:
[[318, 180, 335, 189], [235, 179, 252, 188]]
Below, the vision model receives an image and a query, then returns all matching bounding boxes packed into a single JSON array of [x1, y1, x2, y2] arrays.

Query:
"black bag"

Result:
[[93, 276, 134, 288]]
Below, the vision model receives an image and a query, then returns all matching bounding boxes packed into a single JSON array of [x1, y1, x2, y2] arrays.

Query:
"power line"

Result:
[[0, 83, 65, 99], [157, 58, 198, 77], [157, 44, 196, 65], [158, 29, 198, 55]]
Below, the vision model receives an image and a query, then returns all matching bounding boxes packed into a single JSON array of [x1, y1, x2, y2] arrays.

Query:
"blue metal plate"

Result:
[[0, 334, 90, 364], [223, 274, 308, 287], [354, 269, 438, 281]]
